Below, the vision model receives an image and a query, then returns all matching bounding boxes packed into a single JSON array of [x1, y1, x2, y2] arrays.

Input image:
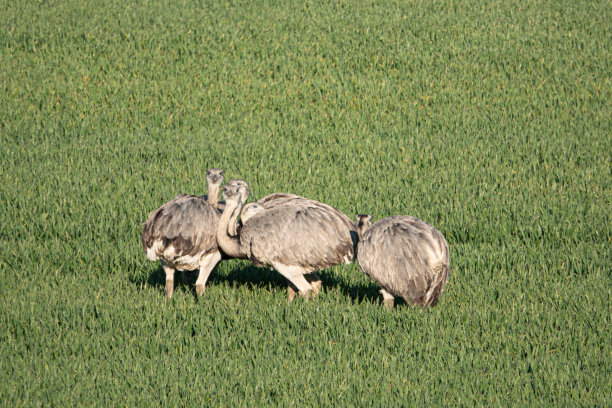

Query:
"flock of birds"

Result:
[[142, 169, 450, 308]]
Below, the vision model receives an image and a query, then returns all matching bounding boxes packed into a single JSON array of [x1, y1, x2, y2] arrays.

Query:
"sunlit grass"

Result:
[[0, 0, 610, 405]]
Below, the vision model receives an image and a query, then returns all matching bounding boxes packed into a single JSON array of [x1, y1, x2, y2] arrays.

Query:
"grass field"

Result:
[[1, 0, 610, 405]]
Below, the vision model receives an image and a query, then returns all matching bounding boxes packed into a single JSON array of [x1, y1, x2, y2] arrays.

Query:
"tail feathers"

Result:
[[425, 263, 449, 307]]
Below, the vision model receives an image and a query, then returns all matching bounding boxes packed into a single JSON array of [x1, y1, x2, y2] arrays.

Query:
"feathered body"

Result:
[[218, 183, 357, 300], [141, 168, 224, 298], [142, 194, 220, 270], [356, 215, 450, 307], [241, 196, 356, 269]]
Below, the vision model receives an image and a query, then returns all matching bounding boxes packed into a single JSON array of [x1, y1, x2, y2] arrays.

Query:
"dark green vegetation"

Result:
[[1, 0, 610, 405]]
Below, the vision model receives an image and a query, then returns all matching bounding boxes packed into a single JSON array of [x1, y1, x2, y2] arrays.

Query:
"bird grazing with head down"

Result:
[[354, 214, 450, 309]]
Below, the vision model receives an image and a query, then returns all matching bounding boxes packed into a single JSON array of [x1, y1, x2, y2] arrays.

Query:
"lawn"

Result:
[[0, 0, 610, 405]]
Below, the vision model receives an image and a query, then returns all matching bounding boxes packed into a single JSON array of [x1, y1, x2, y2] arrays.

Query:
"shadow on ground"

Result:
[[131, 263, 387, 305]]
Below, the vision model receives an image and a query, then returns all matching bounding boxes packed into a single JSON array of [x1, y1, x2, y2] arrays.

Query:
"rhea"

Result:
[[227, 189, 355, 296], [218, 182, 357, 300], [251, 192, 354, 295], [354, 214, 450, 309], [141, 168, 225, 299]]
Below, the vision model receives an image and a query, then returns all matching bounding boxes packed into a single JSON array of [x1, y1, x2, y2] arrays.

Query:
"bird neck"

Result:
[[354, 223, 369, 239], [227, 199, 243, 237], [228, 188, 250, 236], [216, 199, 246, 258], [207, 183, 220, 209]]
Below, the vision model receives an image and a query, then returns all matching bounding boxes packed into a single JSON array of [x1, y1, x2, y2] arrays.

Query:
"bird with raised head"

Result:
[[218, 181, 357, 301], [141, 168, 226, 298]]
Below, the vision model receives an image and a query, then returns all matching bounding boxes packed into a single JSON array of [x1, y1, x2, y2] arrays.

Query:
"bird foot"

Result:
[[287, 286, 311, 302], [299, 289, 312, 301], [287, 286, 297, 303], [380, 289, 394, 310], [310, 280, 322, 297]]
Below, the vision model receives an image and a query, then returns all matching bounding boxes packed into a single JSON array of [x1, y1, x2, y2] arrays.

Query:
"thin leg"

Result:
[[287, 283, 298, 303], [272, 263, 312, 302], [380, 288, 395, 310], [195, 251, 223, 296], [163, 264, 175, 299], [305, 272, 322, 296]]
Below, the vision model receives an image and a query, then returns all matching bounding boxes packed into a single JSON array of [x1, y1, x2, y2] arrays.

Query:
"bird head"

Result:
[[225, 179, 250, 204], [206, 168, 224, 185], [222, 182, 248, 203], [354, 214, 372, 237]]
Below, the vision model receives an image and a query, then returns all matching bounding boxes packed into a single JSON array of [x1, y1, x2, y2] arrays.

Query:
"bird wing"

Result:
[[358, 216, 448, 303], [142, 195, 219, 258], [257, 193, 305, 208], [241, 200, 355, 271]]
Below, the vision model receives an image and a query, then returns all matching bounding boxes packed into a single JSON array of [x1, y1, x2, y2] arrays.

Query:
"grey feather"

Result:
[[217, 184, 358, 299], [356, 215, 450, 307], [241, 200, 355, 269], [141, 168, 225, 298], [141, 194, 220, 268]]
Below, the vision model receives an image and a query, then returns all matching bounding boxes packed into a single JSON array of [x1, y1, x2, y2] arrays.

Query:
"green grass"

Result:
[[1, 0, 610, 405]]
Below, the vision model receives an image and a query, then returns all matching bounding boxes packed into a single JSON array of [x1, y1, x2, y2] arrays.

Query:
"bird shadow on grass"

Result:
[[130, 263, 290, 298], [315, 270, 399, 307], [129, 264, 195, 296], [132, 263, 393, 306], [211, 264, 291, 292]]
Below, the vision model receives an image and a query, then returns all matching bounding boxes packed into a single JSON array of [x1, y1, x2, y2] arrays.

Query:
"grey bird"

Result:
[[354, 214, 450, 309], [141, 168, 225, 299], [218, 182, 358, 301], [253, 192, 354, 297]]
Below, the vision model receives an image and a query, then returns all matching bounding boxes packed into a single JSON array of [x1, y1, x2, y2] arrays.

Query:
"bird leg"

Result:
[[273, 263, 313, 302], [287, 284, 298, 303], [380, 289, 395, 310], [305, 272, 322, 297], [286, 282, 312, 302], [195, 251, 222, 296], [162, 264, 175, 299]]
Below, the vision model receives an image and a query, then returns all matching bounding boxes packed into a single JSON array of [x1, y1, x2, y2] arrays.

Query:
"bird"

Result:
[[255, 192, 361, 296], [354, 214, 450, 309], [225, 179, 251, 236], [239, 202, 265, 225], [217, 181, 358, 301], [141, 168, 225, 299]]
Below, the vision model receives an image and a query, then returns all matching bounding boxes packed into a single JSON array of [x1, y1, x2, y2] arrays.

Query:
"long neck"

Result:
[[216, 199, 246, 258], [227, 201, 241, 236], [354, 223, 368, 240], [207, 183, 220, 209], [228, 189, 248, 236]]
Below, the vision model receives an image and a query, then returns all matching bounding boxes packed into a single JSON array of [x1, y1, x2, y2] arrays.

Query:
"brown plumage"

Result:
[[218, 182, 357, 300], [141, 168, 224, 298], [355, 214, 450, 308]]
